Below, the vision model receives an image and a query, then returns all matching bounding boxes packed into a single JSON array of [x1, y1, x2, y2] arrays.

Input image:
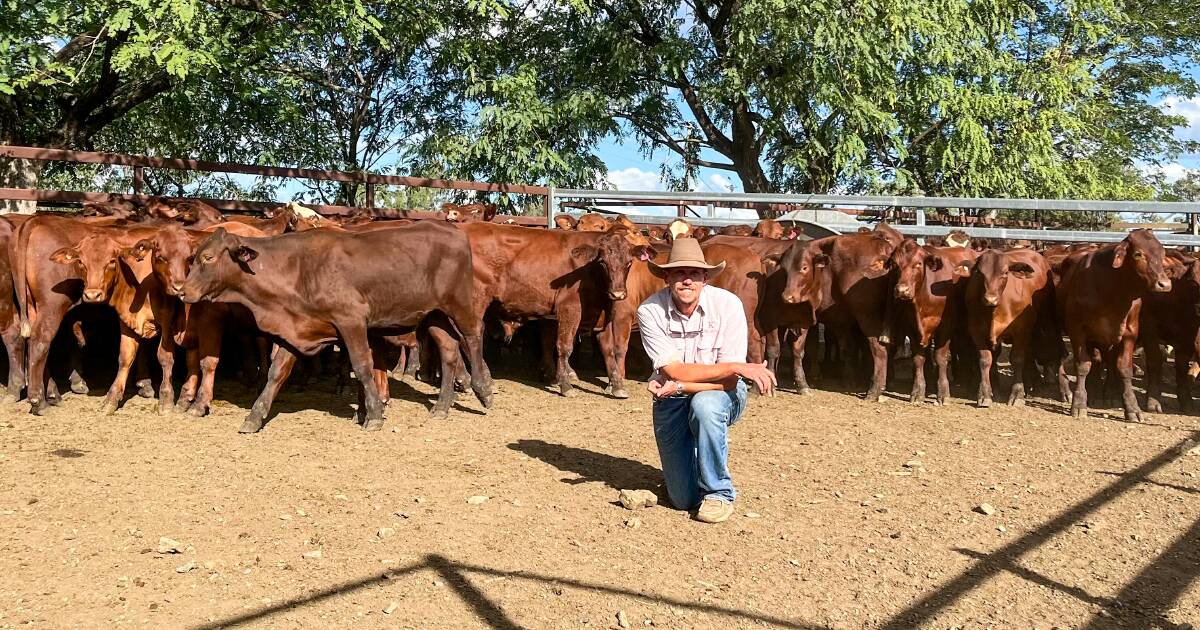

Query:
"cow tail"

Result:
[[12, 217, 33, 338]]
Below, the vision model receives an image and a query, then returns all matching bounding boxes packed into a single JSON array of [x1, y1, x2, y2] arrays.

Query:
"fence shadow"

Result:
[[879, 430, 1200, 629], [189, 553, 824, 630], [508, 439, 662, 492]]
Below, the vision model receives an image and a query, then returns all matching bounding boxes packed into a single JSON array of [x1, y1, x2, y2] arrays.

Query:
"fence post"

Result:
[[132, 166, 144, 195], [365, 182, 375, 210], [707, 202, 715, 218], [676, 201, 685, 218], [545, 187, 557, 228]]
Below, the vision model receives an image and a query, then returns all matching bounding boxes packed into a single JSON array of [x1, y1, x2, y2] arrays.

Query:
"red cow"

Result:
[[1056, 230, 1172, 421], [1141, 250, 1200, 413], [890, 240, 977, 404]]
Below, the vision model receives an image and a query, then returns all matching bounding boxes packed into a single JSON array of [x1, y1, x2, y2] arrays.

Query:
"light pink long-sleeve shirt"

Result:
[[636, 285, 748, 375]]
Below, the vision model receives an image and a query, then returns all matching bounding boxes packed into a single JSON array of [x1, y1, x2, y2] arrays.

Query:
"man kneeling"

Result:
[[637, 238, 777, 523]]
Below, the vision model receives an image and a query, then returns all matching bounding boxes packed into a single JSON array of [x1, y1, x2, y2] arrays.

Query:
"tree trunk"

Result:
[[0, 157, 42, 214]]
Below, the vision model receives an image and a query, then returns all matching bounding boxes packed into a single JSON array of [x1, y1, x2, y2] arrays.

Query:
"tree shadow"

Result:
[[879, 429, 1200, 629], [507, 439, 662, 492], [188, 553, 824, 630], [1095, 470, 1200, 495]]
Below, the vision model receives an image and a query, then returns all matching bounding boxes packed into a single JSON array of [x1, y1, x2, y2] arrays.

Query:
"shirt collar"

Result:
[[666, 285, 709, 320]]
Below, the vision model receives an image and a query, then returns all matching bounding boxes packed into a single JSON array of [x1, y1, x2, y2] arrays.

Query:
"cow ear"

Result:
[[813, 254, 830, 268], [761, 252, 783, 267], [953, 260, 973, 278], [863, 257, 890, 279], [570, 244, 598, 263], [633, 245, 655, 262], [1112, 241, 1128, 268], [126, 239, 154, 262], [50, 247, 80, 264], [926, 256, 944, 271], [233, 246, 258, 263], [1169, 261, 1191, 280], [1009, 262, 1035, 279]]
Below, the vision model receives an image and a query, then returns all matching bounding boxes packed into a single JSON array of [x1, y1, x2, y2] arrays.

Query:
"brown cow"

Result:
[[553, 215, 578, 230], [963, 250, 1065, 408], [82, 200, 139, 219], [143, 198, 225, 228], [0, 216, 27, 401], [1141, 250, 1200, 413], [752, 220, 784, 239], [890, 240, 977, 404], [718, 224, 753, 237], [180, 223, 492, 432], [444, 203, 498, 223], [459, 222, 652, 396], [1056, 230, 1172, 421], [576, 213, 611, 231], [45, 226, 179, 414], [760, 238, 830, 393]]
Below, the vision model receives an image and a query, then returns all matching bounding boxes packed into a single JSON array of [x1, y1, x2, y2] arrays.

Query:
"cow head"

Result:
[[130, 224, 204, 297], [181, 228, 258, 304], [968, 250, 1034, 307], [753, 219, 784, 239], [571, 231, 654, 301], [1113, 229, 1172, 293], [767, 241, 829, 307], [50, 232, 149, 303], [666, 219, 693, 241], [554, 215, 578, 230], [576, 213, 611, 232]]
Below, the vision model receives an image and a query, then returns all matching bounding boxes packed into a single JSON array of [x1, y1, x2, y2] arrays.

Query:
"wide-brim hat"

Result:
[[648, 237, 726, 279]]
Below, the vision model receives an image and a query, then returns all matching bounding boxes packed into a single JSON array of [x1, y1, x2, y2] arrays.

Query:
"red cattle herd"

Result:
[[0, 201, 1189, 432]]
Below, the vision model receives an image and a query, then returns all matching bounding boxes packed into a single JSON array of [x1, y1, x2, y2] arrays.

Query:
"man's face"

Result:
[[667, 267, 707, 307]]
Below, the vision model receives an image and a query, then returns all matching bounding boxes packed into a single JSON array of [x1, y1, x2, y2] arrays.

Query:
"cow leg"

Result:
[[1007, 338, 1028, 407], [133, 341, 154, 399], [66, 319, 88, 395], [241, 346, 299, 434], [426, 324, 461, 419], [864, 336, 887, 402], [1144, 339, 1165, 414], [2, 325, 25, 403], [339, 325, 385, 431], [404, 341, 421, 379], [100, 330, 140, 415], [764, 329, 782, 381], [555, 318, 579, 397], [977, 346, 995, 408], [1116, 337, 1143, 422], [539, 321, 557, 383], [792, 327, 812, 395], [177, 347, 200, 412], [1071, 342, 1092, 420], [458, 331, 493, 409], [598, 318, 632, 399], [1177, 342, 1195, 414], [933, 335, 952, 405], [910, 345, 927, 404], [187, 325, 223, 417], [25, 309, 64, 415], [391, 347, 408, 381], [155, 330, 177, 415]]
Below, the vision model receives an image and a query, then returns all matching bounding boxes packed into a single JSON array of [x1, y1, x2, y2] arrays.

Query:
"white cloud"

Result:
[[706, 173, 734, 192], [1141, 161, 1195, 184], [1159, 96, 1200, 142], [605, 167, 664, 191]]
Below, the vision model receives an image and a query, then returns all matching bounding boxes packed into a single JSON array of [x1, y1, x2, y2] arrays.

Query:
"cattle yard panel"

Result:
[[5, 144, 1200, 245]]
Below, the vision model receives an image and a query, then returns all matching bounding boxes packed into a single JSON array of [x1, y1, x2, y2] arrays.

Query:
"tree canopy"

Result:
[[2, 0, 1198, 218]]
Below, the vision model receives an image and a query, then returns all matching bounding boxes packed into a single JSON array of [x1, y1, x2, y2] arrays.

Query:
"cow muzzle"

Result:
[[1154, 277, 1173, 293], [609, 290, 627, 300], [782, 291, 800, 304], [983, 294, 1000, 307], [895, 286, 914, 300], [82, 289, 105, 303]]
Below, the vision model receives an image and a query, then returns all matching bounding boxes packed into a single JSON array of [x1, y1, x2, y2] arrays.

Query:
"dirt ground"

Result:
[[1, 356, 1199, 630]]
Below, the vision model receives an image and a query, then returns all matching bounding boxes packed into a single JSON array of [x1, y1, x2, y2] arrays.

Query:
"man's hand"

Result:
[[647, 375, 682, 399], [734, 361, 777, 396]]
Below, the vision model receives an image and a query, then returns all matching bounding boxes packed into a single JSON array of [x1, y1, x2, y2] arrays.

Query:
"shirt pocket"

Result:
[[696, 324, 719, 364]]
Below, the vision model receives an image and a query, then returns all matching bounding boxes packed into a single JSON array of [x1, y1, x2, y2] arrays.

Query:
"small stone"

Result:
[[175, 562, 197, 574], [383, 601, 399, 615], [377, 528, 395, 539], [334, 494, 349, 501], [618, 489, 657, 510], [466, 495, 489, 505], [958, 439, 970, 445], [998, 526, 1007, 532], [903, 460, 922, 468], [414, 496, 426, 503], [975, 503, 996, 516], [278, 514, 292, 521], [296, 509, 307, 517], [156, 537, 182, 554], [624, 517, 642, 529], [302, 550, 322, 559], [616, 610, 631, 629], [744, 511, 762, 518]]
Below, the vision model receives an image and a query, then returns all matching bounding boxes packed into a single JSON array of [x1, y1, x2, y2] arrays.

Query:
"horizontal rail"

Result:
[[0, 145, 549, 195], [885, 224, 1200, 247], [554, 188, 1200, 214], [0, 188, 551, 224]]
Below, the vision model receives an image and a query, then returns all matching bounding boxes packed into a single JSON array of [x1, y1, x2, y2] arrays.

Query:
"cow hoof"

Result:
[[797, 388, 812, 396], [136, 381, 154, 399], [29, 401, 47, 416], [933, 397, 945, 406], [362, 418, 384, 432], [560, 388, 577, 398], [428, 408, 450, 420], [99, 400, 118, 415], [607, 387, 630, 399], [238, 418, 264, 434], [187, 404, 208, 418], [909, 393, 923, 404], [69, 380, 89, 395], [1072, 405, 1087, 420], [1008, 397, 1025, 408], [1146, 399, 1163, 414], [1125, 409, 1144, 423], [977, 398, 992, 408], [157, 404, 173, 416]]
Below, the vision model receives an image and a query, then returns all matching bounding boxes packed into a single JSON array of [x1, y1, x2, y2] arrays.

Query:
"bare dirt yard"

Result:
[[1, 362, 1199, 629]]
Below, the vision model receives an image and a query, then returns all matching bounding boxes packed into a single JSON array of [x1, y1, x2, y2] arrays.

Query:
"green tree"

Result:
[[435, 0, 1199, 216]]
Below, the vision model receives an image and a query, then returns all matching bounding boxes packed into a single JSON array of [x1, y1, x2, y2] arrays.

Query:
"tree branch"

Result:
[[613, 111, 736, 170]]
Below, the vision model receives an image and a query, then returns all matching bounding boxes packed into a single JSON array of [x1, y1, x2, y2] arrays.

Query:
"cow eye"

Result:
[[1134, 251, 1144, 259], [202, 254, 215, 264], [155, 255, 165, 263]]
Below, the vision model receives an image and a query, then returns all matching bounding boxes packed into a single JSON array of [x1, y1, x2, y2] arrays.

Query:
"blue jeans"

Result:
[[652, 380, 748, 509]]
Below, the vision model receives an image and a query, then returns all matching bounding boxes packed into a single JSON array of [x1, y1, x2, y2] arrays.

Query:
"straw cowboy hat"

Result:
[[648, 237, 726, 279]]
